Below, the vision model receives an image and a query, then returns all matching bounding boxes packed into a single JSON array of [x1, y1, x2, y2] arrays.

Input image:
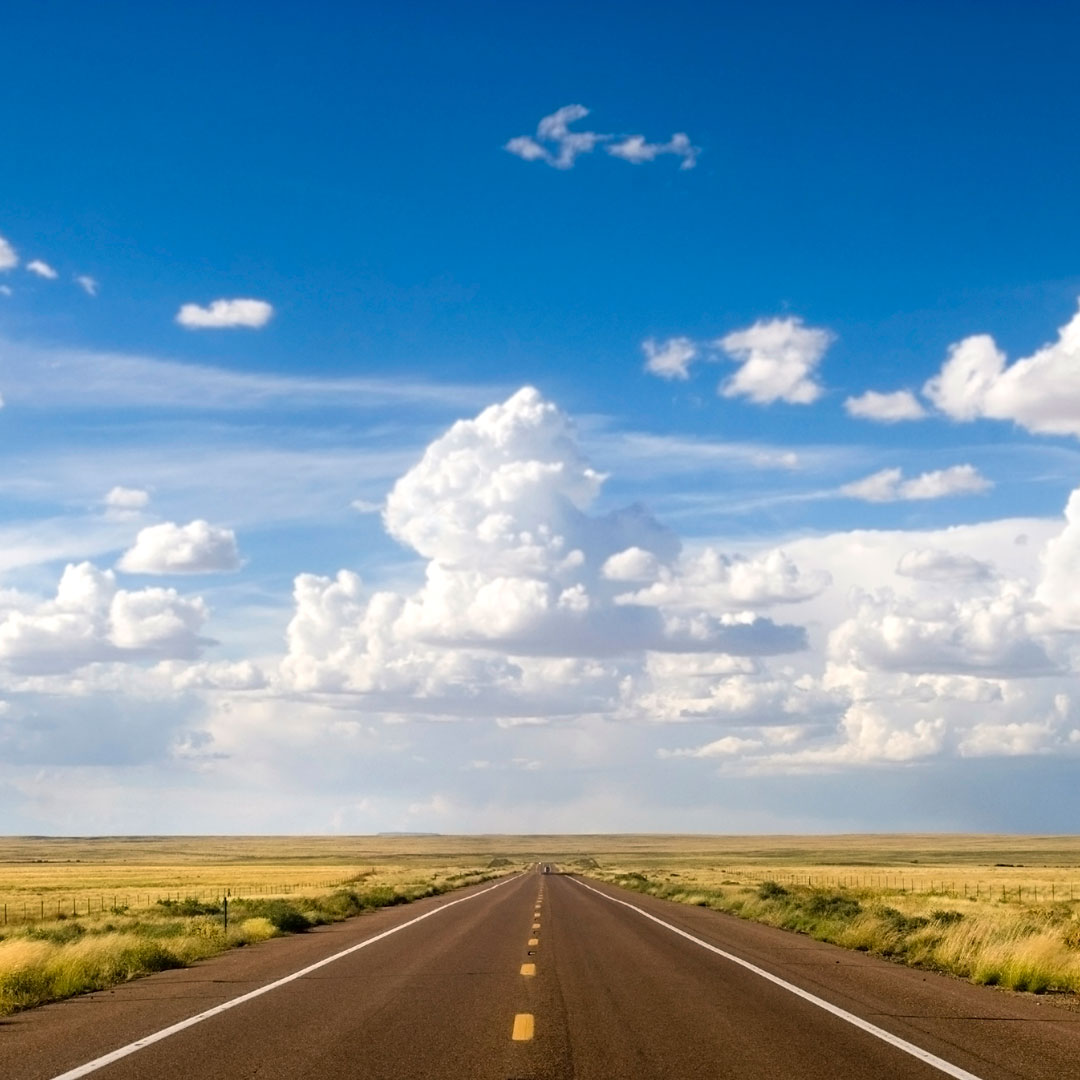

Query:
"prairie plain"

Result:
[[3, 833, 1080, 1015]]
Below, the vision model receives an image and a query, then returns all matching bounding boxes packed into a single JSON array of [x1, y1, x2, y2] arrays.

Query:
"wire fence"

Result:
[[1, 875, 364, 926], [750, 872, 1080, 904]]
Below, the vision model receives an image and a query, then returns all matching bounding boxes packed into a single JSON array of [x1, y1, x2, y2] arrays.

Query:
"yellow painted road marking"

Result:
[[520, 962, 536, 976], [528, 937, 539, 945], [532, 922, 541, 930], [512, 1013, 535, 1041]]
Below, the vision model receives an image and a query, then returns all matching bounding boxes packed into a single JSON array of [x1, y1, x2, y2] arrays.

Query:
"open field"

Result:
[[5, 834, 1080, 1014], [0, 836, 524, 1015], [564, 834, 1080, 996], [5, 833, 1080, 921]]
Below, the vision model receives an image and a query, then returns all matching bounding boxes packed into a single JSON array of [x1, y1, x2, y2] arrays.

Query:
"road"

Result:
[[3, 868, 1080, 1079]]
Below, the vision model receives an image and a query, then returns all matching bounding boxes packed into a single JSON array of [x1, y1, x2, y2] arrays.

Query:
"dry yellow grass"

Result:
[[6, 834, 1080, 1008], [579, 835, 1080, 996], [0, 837, 522, 1015], [0, 836, 529, 924]]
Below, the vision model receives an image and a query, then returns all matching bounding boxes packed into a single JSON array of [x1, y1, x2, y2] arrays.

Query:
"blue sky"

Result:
[[3, 2, 1080, 833]]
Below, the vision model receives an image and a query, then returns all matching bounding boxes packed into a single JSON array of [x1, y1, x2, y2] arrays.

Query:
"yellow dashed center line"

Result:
[[512, 1013, 535, 1041], [520, 962, 536, 976], [528, 937, 539, 945], [532, 922, 541, 930]]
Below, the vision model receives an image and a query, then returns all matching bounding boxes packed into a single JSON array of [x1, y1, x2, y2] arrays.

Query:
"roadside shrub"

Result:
[[232, 917, 277, 945], [156, 898, 222, 916], [805, 892, 862, 920], [25, 922, 86, 945], [235, 900, 310, 933], [358, 885, 401, 909], [317, 890, 364, 919], [876, 906, 929, 934], [757, 881, 789, 901]]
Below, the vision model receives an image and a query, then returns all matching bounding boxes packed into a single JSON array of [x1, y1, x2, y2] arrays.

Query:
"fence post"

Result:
[[223, 896, 228, 933]]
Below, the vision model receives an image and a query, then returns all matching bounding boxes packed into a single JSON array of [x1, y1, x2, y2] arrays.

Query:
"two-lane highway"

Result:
[[4, 868, 1080, 1079]]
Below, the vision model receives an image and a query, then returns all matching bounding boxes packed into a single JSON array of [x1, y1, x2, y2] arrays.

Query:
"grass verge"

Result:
[[592, 869, 1080, 996], [0, 869, 508, 1016]]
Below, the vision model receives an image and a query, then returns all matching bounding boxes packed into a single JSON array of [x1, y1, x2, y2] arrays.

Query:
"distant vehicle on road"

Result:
[[543, 864, 551, 874]]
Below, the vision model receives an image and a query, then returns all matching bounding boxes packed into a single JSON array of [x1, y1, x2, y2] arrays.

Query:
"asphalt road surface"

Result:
[[3, 868, 1080, 1079]]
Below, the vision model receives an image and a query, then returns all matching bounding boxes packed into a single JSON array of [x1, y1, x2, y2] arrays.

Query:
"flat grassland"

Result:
[[3, 834, 1080, 1014], [0, 835, 524, 1016], [563, 833, 1080, 997]]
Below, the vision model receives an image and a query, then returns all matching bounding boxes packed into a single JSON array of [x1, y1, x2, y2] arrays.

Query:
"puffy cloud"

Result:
[[844, 389, 926, 422], [505, 105, 698, 170], [896, 548, 994, 582], [618, 548, 830, 610], [0, 235, 17, 271], [176, 298, 274, 330], [169, 659, 268, 691], [716, 317, 833, 405], [828, 585, 1054, 677], [841, 465, 991, 503], [642, 336, 698, 380], [75, 275, 99, 297], [635, 651, 839, 726], [0, 562, 210, 674], [923, 300, 1080, 437], [118, 520, 242, 574], [26, 259, 57, 280], [281, 388, 809, 710], [1035, 489, 1080, 629], [819, 704, 947, 764], [602, 546, 660, 582]]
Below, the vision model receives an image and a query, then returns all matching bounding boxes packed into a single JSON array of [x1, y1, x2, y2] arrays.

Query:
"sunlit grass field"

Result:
[[564, 834, 1080, 997], [4, 834, 1080, 1014], [0, 835, 525, 1015]]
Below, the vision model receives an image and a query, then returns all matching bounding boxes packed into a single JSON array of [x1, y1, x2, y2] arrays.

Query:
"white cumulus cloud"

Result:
[[280, 388, 809, 710], [75, 275, 99, 297], [844, 389, 926, 422], [118, 520, 242, 574], [1035, 489, 1080, 630], [0, 562, 210, 674], [602, 546, 661, 582], [923, 299, 1080, 437], [716, 317, 833, 405], [841, 465, 991, 503], [176, 298, 274, 330]]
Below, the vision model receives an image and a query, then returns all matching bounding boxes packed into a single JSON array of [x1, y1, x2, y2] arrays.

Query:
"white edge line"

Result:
[[569, 876, 984, 1080], [49, 874, 522, 1080]]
